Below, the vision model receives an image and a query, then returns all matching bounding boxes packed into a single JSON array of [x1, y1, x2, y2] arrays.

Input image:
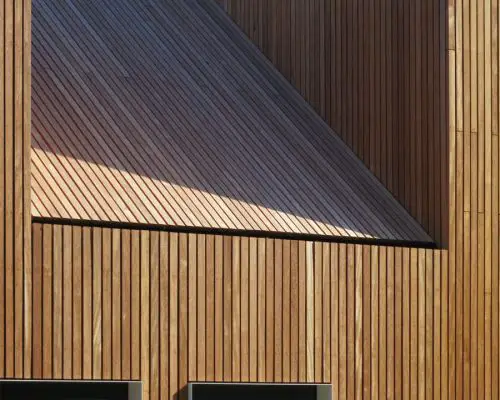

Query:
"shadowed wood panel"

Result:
[[217, 0, 447, 246], [0, 0, 31, 380], [29, 0, 432, 245]]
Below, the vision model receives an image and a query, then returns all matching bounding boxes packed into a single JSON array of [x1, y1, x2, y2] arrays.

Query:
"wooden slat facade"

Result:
[[23, 215, 498, 399], [29, 0, 432, 244], [217, 0, 448, 246], [0, 0, 32, 381], [1, 0, 500, 400], [28, 224, 452, 400]]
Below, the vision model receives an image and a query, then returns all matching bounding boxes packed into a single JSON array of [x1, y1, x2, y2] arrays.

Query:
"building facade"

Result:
[[1, 0, 500, 399]]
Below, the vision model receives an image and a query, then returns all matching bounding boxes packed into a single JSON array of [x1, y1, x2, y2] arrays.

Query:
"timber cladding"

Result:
[[0, 2, 499, 400], [29, 0, 432, 244], [29, 223, 448, 400], [0, 0, 32, 380], [217, 0, 448, 245]]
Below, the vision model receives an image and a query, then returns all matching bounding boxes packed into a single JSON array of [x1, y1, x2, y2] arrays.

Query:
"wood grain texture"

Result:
[[0, 0, 31, 379], [28, 0, 432, 244], [1, 0, 500, 399], [217, 0, 447, 246], [21, 1, 500, 392], [23, 224, 460, 400]]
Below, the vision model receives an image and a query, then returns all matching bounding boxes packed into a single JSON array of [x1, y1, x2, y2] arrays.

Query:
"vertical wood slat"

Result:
[[131, 230, 141, 380], [62, 225, 72, 379], [206, 235, 215, 381], [93, 227, 102, 379], [215, 235, 224, 382], [111, 229, 121, 380], [72, 227, 82, 379], [149, 231, 159, 400], [266, 239, 275, 382], [102, 228, 112, 380], [223, 235, 232, 382], [322, 243, 330, 384], [189, 233, 198, 382], [22, 219, 497, 400], [121, 229, 131, 381], [163, 231, 173, 400], [232, 236, 241, 381], [274, 239, 282, 382], [31, 224, 42, 378], [290, 240, 298, 383], [52, 225, 62, 379], [0, 0, 31, 380], [140, 231, 150, 399], [282, 240, 291, 383], [179, 233, 188, 400], [197, 234, 206, 382], [82, 227, 92, 379]]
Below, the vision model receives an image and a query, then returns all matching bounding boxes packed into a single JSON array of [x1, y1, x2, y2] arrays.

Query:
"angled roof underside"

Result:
[[31, 0, 433, 244]]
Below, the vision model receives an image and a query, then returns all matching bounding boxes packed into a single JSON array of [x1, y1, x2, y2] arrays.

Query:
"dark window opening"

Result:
[[0, 381, 132, 400], [191, 383, 327, 400]]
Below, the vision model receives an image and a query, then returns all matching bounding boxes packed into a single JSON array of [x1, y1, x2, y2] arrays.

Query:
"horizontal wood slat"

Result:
[[29, 0, 431, 244]]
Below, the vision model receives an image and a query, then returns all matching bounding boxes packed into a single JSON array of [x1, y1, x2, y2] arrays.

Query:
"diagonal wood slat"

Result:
[[30, 0, 432, 244]]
